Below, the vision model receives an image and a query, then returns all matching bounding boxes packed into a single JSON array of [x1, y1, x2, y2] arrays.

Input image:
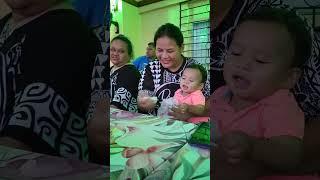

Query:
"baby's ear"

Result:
[[283, 68, 301, 89], [199, 82, 204, 90]]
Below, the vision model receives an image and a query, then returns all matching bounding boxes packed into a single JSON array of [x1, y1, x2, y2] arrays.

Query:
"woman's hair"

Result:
[[186, 64, 207, 83], [154, 23, 184, 47], [240, 7, 312, 69], [111, 34, 134, 59]]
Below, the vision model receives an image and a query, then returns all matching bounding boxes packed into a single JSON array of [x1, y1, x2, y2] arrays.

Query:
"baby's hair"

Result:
[[111, 34, 134, 59], [185, 64, 207, 83], [147, 42, 155, 48], [154, 23, 184, 47], [240, 7, 312, 69]]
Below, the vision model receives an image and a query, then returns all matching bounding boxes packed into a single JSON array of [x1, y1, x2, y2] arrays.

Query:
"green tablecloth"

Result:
[[110, 108, 210, 180]]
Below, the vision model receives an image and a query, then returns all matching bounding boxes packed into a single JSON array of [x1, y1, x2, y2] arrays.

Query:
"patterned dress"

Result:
[[110, 65, 141, 112], [0, 9, 100, 160], [139, 57, 210, 114]]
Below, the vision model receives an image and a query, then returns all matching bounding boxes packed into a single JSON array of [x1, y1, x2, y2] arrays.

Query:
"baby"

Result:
[[211, 7, 316, 180], [172, 64, 209, 124]]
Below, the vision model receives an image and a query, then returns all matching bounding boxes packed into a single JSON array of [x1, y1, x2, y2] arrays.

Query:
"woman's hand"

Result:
[[87, 98, 108, 165]]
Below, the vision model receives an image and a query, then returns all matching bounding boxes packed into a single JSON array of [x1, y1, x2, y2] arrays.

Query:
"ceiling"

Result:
[[123, 0, 163, 7]]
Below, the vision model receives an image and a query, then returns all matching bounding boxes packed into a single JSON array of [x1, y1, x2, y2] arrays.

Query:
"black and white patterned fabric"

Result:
[[0, 9, 100, 160], [211, 0, 320, 120], [139, 57, 210, 114], [87, 28, 108, 121], [110, 64, 140, 112]]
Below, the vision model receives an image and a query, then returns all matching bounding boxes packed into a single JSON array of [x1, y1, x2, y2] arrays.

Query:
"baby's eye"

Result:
[[230, 51, 241, 56], [255, 59, 270, 64]]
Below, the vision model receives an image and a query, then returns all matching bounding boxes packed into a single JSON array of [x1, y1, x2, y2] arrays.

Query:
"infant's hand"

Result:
[[179, 103, 189, 114], [169, 104, 191, 121], [220, 131, 254, 165], [170, 103, 189, 114]]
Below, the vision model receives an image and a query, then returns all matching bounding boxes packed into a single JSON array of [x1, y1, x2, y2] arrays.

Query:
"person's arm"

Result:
[[0, 137, 32, 151], [1, 13, 99, 157], [132, 57, 141, 70], [169, 90, 212, 119], [87, 98, 108, 165], [137, 64, 158, 112], [188, 95, 211, 116], [111, 67, 141, 111], [219, 131, 302, 170], [296, 118, 320, 173], [217, 118, 320, 177], [218, 110, 310, 178], [183, 91, 208, 116], [213, 145, 262, 180], [251, 136, 302, 170]]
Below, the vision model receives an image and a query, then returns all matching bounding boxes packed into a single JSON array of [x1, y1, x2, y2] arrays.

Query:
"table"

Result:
[[110, 108, 210, 180], [0, 145, 107, 179]]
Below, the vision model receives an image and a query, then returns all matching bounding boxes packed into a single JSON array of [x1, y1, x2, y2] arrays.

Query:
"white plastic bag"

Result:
[[157, 98, 178, 118]]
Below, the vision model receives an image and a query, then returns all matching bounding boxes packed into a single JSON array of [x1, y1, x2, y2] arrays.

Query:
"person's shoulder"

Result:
[[191, 90, 205, 97], [34, 9, 80, 26], [29, 9, 99, 49], [124, 64, 141, 76], [190, 90, 205, 101], [31, 9, 92, 38], [261, 89, 301, 109], [0, 13, 11, 26], [216, 86, 228, 93], [146, 59, 161, 68], [212, 86, 229, 99], [133, 56, 146, 62]]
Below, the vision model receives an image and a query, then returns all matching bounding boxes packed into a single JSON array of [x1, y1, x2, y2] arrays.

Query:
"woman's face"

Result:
[[110, 39, 131, 67], [156, 36, 183, 71]]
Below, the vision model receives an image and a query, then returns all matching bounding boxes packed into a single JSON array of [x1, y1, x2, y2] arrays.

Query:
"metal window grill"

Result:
[[293, 6, 320, 29], [180, 0, 210, 70]]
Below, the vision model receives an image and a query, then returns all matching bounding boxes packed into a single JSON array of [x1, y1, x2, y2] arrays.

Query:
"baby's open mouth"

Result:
[[232, 74, 250, 89]]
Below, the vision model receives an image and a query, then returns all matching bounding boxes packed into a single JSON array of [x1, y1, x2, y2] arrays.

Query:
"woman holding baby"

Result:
[[137, 23, 210, 120]]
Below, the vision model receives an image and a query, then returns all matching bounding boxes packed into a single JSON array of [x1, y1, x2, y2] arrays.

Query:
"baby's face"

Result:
[[180, 68, 203, 94], [223, 20, 297, 101]]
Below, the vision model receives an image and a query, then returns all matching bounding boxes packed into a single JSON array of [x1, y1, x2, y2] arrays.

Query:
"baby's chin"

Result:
[[231, 89, 268, 102]]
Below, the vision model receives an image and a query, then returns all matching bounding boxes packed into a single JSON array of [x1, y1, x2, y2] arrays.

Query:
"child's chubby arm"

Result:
[[251, 135, 303, 170], [219, 131, 303, 171], [252, 95, 305, 171], [218, 102, 304, 171], [169, 91, 210, 118], [213, 132, 302, 179], [213, 133, 263, 180]]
